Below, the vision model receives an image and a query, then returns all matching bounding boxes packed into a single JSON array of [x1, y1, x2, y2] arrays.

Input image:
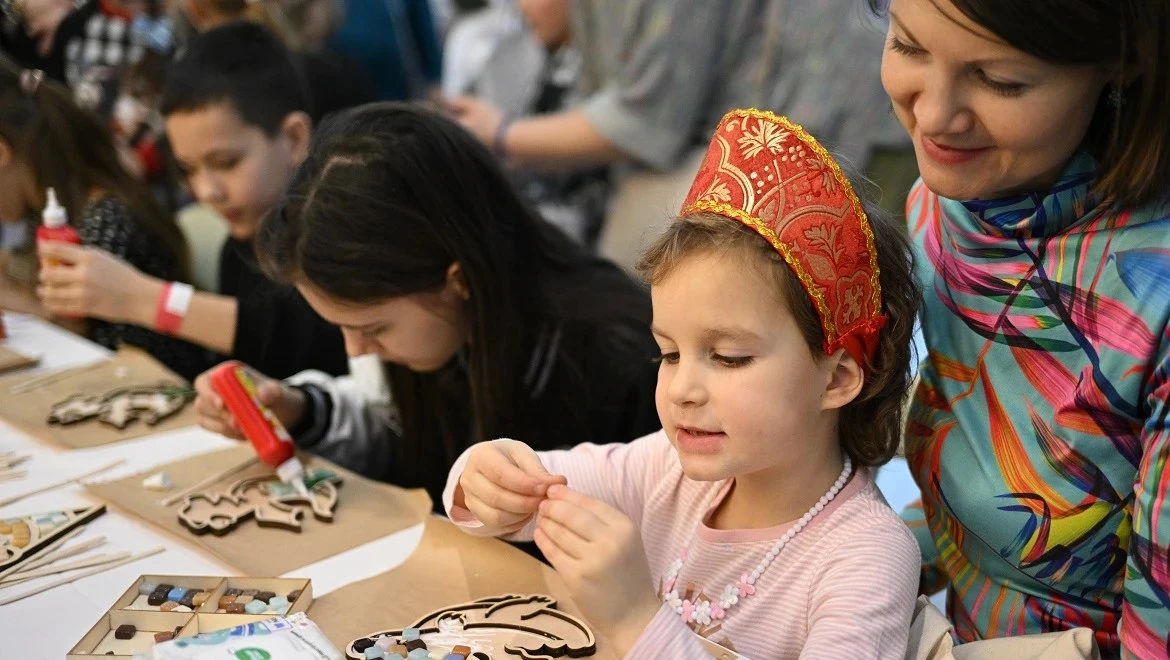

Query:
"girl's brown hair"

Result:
[[871, 0, 1170, 209], [0, 61, 189, 280], [638, 196, 920, 467]]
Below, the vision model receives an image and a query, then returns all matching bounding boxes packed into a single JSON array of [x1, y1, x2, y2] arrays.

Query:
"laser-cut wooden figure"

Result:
[[177, 472, 342, 536], [47, 384, 192, 429], [347, 594, 598, 660]]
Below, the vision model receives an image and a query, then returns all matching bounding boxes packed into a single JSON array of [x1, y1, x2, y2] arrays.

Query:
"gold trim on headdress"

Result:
[[679, 109, 887, 369]]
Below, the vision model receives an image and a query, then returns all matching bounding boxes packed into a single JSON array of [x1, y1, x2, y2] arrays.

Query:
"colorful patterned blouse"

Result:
[[904, 152, 1170, 658]]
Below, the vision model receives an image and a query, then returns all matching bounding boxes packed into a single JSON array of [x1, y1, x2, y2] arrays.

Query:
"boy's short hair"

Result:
[[160, 21, 311, 135]]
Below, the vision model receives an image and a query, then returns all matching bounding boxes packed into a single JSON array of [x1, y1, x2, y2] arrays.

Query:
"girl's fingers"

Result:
[[480, 450, 553, 496], [536, 514, 588, 560], [465, 470, 544, 515], [538, 495, 606, 542]]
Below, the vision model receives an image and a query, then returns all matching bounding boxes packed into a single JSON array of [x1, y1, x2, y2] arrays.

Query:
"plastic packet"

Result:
[[149, 612, 343, 659]]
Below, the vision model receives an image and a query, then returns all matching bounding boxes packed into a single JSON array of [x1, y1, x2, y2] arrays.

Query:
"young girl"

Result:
[[0, 62, 210, 377], [192, 103, 661, 512], [445, 110, 923, 658]]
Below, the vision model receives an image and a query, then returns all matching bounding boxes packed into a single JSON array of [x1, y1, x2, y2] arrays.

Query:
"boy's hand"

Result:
[[456, 439, 566, 533], [37, 242, 149, 322], [536, 485, 662, 655], [193, 364, 306, 441]]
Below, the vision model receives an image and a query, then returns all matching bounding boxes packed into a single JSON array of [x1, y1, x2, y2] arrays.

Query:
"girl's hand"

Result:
[[192, 364, 306, 441], [456, 439, 566, 533], [37, 241, 151, 322], [535, 485, 663, 655]]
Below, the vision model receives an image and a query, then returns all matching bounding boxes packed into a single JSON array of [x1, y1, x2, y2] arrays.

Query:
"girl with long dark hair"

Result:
[[194, 103, 661, 508]]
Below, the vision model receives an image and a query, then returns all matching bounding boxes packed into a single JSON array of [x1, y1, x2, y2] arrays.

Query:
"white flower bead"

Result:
[[694, 600, 713, 625]]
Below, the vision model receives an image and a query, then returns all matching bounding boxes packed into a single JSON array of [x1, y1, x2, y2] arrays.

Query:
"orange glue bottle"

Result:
[[209, 361, 310, 497], [36, 188, 81, 267]]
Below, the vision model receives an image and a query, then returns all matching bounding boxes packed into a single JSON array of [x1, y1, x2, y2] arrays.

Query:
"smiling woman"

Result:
[[875, 0, 1170, 206], [871, 0, 1170, 656]]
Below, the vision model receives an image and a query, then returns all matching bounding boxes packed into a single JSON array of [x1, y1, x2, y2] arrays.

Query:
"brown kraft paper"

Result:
[[307, 516, 621, 659], [85, 445, 433, 575], [0, 347, 197, 448], [0, 344, 38, 375]]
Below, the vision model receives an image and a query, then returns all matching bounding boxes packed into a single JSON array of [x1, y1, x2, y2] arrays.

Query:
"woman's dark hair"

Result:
[[0, 60, 189, 280], [869, 0, 1170, 209], [257, 102, 650, 474], [638, 184, 920, 467]]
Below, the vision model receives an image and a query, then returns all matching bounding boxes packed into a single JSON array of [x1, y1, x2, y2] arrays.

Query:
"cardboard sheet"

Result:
[[85, 445, 432, 575], [308, 516, 619, 659], [0, 347, 196, 448], [0, 344, 39, 375]]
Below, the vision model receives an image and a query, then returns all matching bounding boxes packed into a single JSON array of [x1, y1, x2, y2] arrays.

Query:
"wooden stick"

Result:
[[8, 359, 107, 394], [0, 526, 87, 583], [0, 454, 30, 470], [158, 455, 259, 507], [0, 470, 26, 482], [1, 552, 130, 585], [18, 535, 105, 574], [0, 459, 125, 507], [0, 546, 164, 607]]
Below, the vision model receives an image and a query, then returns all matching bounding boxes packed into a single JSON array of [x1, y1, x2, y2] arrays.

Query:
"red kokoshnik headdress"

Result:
[[679, 109, 888, 371]]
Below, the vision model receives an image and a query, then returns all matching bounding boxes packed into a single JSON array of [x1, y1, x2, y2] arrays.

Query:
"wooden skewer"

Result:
[[0, 459, 125, 507], [0, 526, 87, 583], [8, 359, 107, 394], [0, 470, 26, 483], [1, 552, 131, 586], [18, 535, 106, 574], [0, 546, 164, 607], [159, 455, 259, 507], [0, 454, 30, 470]]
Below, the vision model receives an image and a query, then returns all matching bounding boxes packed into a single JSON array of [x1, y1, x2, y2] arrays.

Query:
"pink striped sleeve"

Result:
[[801, 517, 921, 659], [625, 604, 713, 659], [443, 431, 673, 539]]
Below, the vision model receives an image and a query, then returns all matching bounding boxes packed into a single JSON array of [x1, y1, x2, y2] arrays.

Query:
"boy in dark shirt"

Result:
[[157, 21, 346, 378]]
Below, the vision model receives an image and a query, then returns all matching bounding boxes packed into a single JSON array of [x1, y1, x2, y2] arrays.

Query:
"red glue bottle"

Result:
[[36, 188, 81, 267], [209, 361, 309, 497]]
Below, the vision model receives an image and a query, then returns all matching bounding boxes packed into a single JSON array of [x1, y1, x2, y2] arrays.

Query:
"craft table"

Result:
[[0, 314, 927, 658], [0, 314, 423, 658]]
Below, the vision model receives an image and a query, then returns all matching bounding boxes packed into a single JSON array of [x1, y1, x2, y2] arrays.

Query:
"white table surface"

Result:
[[0, 314, 423, 658], [0, 314, 927, 657]]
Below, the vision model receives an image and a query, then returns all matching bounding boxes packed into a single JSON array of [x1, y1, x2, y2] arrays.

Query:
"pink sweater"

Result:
[[443, 431, 920, 659]]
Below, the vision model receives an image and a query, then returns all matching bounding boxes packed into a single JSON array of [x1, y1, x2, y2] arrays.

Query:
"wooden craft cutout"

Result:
[[347, 594, 597, 660], [177, 471, 342, 536], [0, 505, 106, 575], [47, 383, 192, 429]]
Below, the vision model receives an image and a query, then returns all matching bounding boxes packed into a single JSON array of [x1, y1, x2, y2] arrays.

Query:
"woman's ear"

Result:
[[280, 111, 314, 167], [446, 262, 471, 301], [821, 349, 865, 411]]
